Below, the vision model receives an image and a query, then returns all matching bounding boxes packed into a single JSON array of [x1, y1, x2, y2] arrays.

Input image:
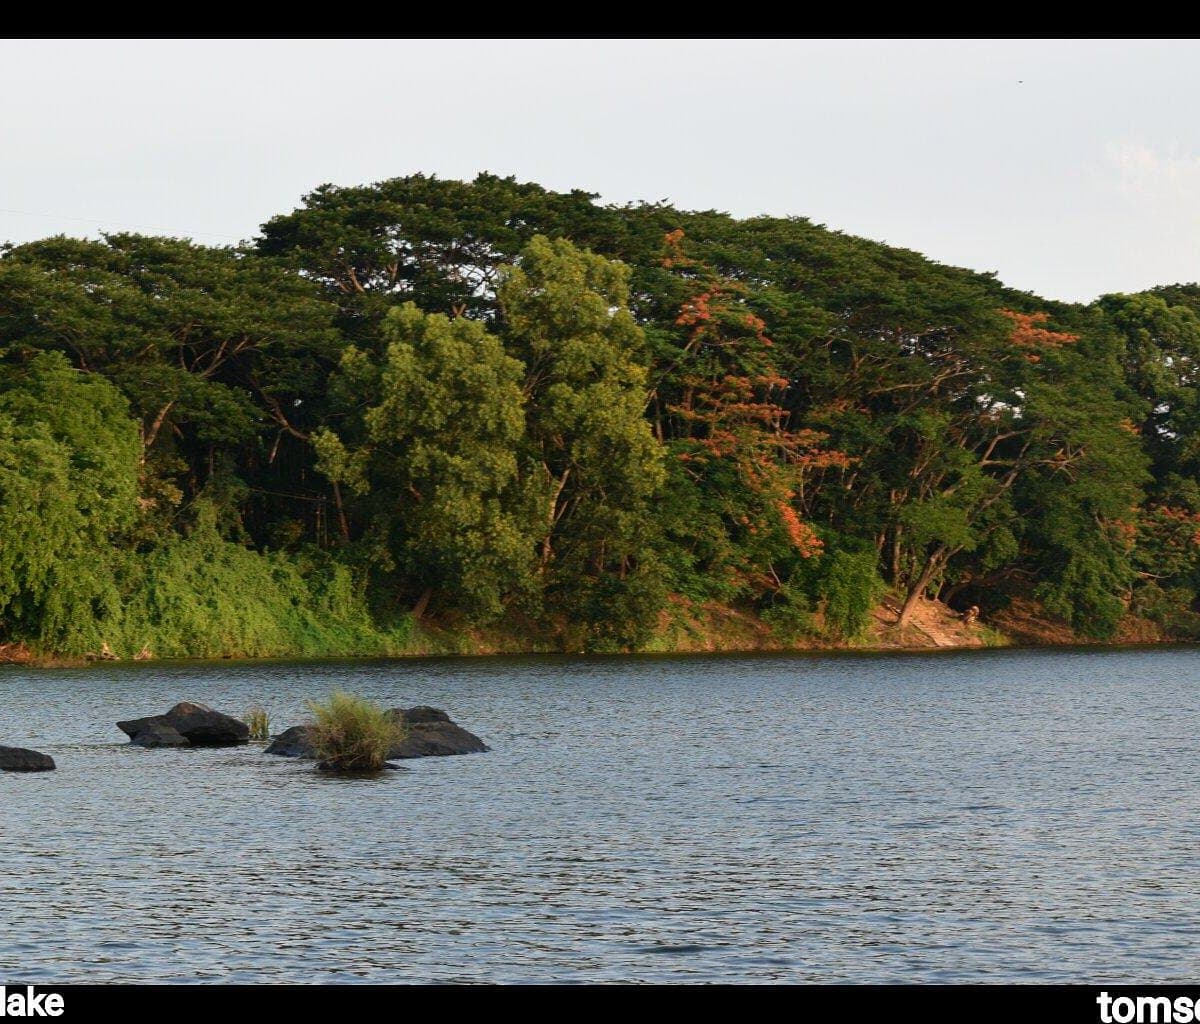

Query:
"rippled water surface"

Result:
[[3, 646, 1200, 982]]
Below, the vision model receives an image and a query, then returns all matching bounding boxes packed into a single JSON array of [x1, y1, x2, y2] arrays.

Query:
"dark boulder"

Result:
[[386, 706, 489, 759], [264, 706, 488, 760], [129, 722, 189, 748], [264, 725, 317, 758], [398, 705, 452, 725], [0, 746, 55, 772], [118, 701, 249, 747]]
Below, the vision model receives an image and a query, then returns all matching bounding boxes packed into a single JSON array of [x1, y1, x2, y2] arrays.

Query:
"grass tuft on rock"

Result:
[[306, 691, 405, 772], [244, 705, 272, 741]]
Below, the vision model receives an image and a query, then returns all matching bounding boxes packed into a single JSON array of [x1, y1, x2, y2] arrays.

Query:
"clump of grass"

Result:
[[306, 691, 405, 772], [244, 705, 272, 741], [978, 625, 1012, 648]]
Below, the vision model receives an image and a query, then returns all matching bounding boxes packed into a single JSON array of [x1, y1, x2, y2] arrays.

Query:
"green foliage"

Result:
[[256, 173, 619, 323], [761, 584, 816, 642], [0, 352, 140, 649], [977, 624, 1012, 648], [1130, 581, 1200, 639], [316, 302, 539, 621], [557, 559, 669, 652], [1035, 552, 1129, 640], [819, 548, 887, 641], [95, 513, 399, 659], [501, 236, 667, 643], [3, 172, 1199, 657], [0, 233, 342, 547], [306, 691, 404, 772]]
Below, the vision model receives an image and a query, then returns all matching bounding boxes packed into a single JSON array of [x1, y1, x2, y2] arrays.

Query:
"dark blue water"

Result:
[[2, 646, 1199, 983]]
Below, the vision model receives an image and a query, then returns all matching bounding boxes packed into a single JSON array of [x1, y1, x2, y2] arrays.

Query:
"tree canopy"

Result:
[[1, 172, 1196, 655]]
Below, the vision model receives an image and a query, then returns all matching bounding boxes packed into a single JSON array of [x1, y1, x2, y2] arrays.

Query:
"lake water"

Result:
[[3, 646, 1200, 983]]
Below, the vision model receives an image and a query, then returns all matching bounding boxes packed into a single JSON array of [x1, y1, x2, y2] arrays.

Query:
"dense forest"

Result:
[[3, 173, 1199, 659]]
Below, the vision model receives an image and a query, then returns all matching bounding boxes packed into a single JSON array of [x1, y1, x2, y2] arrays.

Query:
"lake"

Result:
[[2, 645, 1199, 983]]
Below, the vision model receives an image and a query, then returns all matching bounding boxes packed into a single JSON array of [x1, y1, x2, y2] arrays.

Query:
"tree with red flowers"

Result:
[[656, 230, 848, 600]]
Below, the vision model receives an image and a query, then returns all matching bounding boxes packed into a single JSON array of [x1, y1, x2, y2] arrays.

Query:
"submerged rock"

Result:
[[117, 701, 249, 747], [263, 706, 488, 760], [0, 746, 55, 772], [386, 706, 490, 759], [264, 725, 317, 758], [129, 722, 189, 748]]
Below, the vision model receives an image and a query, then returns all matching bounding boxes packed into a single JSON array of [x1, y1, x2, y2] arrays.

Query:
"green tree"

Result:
[[315, 303, 538, 621], [256, 173, 621, 326], [0, 233, 343, 542], [500, 236, 667, 647], [0, 351, 140, 649]]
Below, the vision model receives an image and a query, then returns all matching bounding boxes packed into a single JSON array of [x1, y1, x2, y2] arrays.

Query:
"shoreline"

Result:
[[4, 633, 1194, 671], [1, 594, 1186, 669]]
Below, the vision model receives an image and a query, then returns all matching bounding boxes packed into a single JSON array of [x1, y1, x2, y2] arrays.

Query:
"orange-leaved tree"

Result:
[[657, 229, 850, 599]]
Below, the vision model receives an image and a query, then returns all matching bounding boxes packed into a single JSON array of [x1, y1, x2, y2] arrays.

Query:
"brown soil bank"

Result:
[[0, 642, 33, 664], [986, 596, 1169, 647], [2, 595, 1188, 667], [358, 594, 1185, 659]]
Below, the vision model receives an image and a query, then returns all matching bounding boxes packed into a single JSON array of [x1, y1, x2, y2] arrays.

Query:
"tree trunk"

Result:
[[141, 401, 175, 462], [541, 468, 570, 567], [331, 481, 350, 543], [890, 526, 904, 585], [411, 588, 433, 620], [896, 546, 947, 628]]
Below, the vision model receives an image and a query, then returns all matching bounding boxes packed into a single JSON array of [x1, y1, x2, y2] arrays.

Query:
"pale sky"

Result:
[[2, 38, 1198, 304]]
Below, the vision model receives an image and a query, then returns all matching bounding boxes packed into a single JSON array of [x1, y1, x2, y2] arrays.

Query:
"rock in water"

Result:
[[386, 707, 490, 759], [117, 701, 250, 747], [263, 725, 317, 758], [397, 706, 452, 724], [129, 722, 189, 747], [0, 746, 56, 772], [263, 706, 489, 760]]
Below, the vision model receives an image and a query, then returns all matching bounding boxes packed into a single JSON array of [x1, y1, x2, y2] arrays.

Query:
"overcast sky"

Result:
[[2, 39, 1198, 303]]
